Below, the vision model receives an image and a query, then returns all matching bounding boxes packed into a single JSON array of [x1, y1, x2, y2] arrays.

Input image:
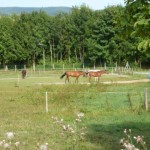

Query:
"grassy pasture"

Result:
[[0, 70, 150, 149]]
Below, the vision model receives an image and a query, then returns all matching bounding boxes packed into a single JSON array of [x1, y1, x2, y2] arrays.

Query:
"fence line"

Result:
[[0, 91, 145, 94], [0, 90, 148, 112], [1, 64, 150, 72]]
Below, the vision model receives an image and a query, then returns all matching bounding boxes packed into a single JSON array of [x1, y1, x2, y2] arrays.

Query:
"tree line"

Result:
[[0, 0, 149, 69]]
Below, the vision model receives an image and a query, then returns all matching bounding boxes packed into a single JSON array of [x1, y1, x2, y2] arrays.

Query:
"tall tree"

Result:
[[0, 16, 15, 67], [124, 0, 150, 64]]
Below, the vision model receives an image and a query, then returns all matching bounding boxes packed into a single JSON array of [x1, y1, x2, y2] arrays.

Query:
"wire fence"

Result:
[[0, 89, 149, 112], [1, 65, 150, 76]]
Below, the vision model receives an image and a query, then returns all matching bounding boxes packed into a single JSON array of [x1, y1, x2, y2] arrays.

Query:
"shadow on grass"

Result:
[[87, 122, 150, 150]]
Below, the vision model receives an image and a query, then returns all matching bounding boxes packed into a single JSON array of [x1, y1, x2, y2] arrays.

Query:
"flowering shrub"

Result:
[[0, 132, 21, 149], [51, 112, 87, 149], [120, 129, 147, 150]]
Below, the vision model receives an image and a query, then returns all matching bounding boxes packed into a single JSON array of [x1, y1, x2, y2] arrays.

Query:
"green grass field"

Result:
[[0, 70, 150, 149]]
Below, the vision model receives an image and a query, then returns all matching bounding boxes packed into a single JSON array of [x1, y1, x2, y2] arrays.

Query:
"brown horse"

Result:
[[87, 70, 108, 83], [21, 69, 27, 79], [60, 71, 86, 83]]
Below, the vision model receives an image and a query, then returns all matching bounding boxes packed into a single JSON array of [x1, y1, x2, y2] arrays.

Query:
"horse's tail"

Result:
[[60, 72, 66, 79]]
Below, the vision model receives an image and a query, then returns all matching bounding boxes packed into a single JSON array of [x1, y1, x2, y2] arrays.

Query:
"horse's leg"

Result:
[[76, 77, 79, 83], [89, 76, 91, 83], [98, 76, 100, 83], [75, 77, 77, 83], [65, 75, 69, 83], [68, 76, 70, 83]]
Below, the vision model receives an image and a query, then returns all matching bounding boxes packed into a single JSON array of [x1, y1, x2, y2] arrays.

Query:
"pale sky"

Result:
[[0, 0, 125, 10]]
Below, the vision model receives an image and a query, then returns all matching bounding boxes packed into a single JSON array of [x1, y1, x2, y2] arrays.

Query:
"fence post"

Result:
[[24, 65, 26, 70], [144, 88, 148, 111], [5, 65, 8, 71], [63, 64, 64, 72], [104, 63, 106, 70], [112, 67, 114, 74], [93, 63, 95, 69], [17, 74, 20, 84], [52, 64, 55, 70], [83, 63, 84, 70], [45, 92, 48, 113], [14, 65, 17, 72]]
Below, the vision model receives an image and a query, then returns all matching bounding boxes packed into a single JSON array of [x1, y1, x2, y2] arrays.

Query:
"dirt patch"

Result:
[[103, 79, 150, 84], [35, 79, 150, 85]]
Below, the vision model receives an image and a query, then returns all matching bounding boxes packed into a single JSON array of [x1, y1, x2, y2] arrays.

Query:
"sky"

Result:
[[0, 0, 125, 10]]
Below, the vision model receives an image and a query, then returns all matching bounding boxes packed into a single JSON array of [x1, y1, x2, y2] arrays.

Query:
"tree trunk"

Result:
[[74, 48, 78, 62], [82, 47, 85, 64], [60, 52, 62, 61], [32, 53, 35, 71], [68, 47, 70, 63], [79, 48, 82, 62], [52, 38, 55, 63], [49, 41, 53, 65]]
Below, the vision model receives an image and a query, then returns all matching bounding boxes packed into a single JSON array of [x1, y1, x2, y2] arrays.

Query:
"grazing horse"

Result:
[[21, 69, 27, 79], [87, 70, 108, 83], [60, 71, 86, 83]]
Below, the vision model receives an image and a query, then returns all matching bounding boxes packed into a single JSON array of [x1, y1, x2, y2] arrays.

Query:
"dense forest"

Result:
[[0, 0, 150, 69]]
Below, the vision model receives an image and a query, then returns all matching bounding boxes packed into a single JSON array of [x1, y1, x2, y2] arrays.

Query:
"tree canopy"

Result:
[[0, 1, 150, 68]]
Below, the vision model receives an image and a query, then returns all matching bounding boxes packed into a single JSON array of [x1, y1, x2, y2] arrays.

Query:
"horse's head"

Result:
[[81, 71, 88, 77]]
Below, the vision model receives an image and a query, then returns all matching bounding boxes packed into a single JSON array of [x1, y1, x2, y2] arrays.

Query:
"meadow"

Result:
[[0, 70, 150, 150]]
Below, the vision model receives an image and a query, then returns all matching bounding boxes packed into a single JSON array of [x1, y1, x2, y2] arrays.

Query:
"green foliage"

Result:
[[0, 3, 150, 67], [124, 0, 150, 55]]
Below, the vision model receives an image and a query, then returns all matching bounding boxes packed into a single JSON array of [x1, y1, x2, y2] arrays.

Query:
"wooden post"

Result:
[[144, 88, 148, 111], [104, 62, 106, 70], [15, 65, 17, 72], [45, 92, 48, 113], [43, 49, 45, 71], [63, 64, 64, 72], [112, 67, 113, 74], [116, 62, 117, 68], [24, 65, 26, 70], [17, 74, 20, 85], [93, 63, 95, 69], [5, 65, 8, 71]]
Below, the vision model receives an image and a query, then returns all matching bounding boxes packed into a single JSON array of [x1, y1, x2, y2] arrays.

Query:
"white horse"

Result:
[[87, 70, 101, 81]]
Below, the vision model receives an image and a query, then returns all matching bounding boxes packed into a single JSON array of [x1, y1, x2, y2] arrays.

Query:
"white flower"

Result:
[[71, 130, 75, 134], [6, 132, 14, 140], [124, 129, 127, 134], [14, 141, 20, 148], [120, 138, 124, 144], [77, 112, 84, 118], [76, 118, 81, 122], [136, 136, 142, 143], [40, 143, 48, 150], [3, 142, 11, 149], [81, 132, 85, 136], [62, 125, 67, 130], [0, 140, 4, 146], [123, 143, 134, 150]]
